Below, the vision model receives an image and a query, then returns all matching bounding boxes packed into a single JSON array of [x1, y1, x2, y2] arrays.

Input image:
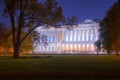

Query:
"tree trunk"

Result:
[[107, 50, 111, 55], [13, 0, 23, 58], [116, 51, 119, 57], [13, 45, 20, 58], [97, 51, 99, 55]]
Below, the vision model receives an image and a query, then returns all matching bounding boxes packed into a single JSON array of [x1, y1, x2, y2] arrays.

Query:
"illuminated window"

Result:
[[63, 44, 66, 51], [91, 44, 94, 51], [58, 46, 60, 51], [52, 46, 54, 51], [79, 44, 81, 51], [83, 44, 85, 51], [53, 36, 55, 43], [74, 44, 77, 51], [40, 46, 42, 51], [48, 47, 50, 51], [86, 44, 89, 51], [66, 44, 69, 50], [70, 44, 72, 50], [58, 36, 60, 42], [89, 44, 91, 51], [49, 36, 51, 42]]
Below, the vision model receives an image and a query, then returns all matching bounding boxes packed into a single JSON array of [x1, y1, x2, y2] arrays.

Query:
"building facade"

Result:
[[33, 20, 99, 54]]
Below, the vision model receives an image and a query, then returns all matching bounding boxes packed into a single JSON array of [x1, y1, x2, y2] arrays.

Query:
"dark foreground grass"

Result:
[[0, 54, 120, 80]]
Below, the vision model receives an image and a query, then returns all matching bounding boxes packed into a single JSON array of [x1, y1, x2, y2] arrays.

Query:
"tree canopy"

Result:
[[1, 0, 65, 58], [99, 0, 120, 55]]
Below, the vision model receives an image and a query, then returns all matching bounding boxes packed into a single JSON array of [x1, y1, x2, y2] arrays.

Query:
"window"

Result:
[[53, 36, 55, 43], [49, 47, 51, 51], [58, 46, 60, 51], [49, 36, 51, 42], [58, 36, 60, 42], [52, 46, 54, 51]]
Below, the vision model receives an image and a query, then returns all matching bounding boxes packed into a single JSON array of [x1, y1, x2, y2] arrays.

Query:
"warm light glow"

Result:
[[70, 44, 72, 50]]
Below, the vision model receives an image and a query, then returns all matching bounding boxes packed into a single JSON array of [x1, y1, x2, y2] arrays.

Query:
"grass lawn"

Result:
[[0, 54, 120, 79]]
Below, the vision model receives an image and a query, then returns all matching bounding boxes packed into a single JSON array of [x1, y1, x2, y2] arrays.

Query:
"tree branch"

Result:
[[19, 26, 38, 45]]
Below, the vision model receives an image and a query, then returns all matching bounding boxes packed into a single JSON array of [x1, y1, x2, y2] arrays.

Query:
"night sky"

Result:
[[0, 0, 117, 26]]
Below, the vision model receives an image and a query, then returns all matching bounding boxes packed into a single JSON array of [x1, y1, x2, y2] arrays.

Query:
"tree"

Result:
[[0, 22, 5, 45], [64, 16, 78, 30], [94, 40, 101, 55], [0, 25, 33, 54], [19, 30, 33, 53], [2, 0, 65, 58], [99, 0, 120, 56], [0, 24, 13, 54]]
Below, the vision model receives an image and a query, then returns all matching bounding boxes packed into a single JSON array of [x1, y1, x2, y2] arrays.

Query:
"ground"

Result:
[[0, 54, 120, 80]]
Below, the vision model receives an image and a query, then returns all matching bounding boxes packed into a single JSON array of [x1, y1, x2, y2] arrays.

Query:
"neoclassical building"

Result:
[[33, 20, 99, 54]]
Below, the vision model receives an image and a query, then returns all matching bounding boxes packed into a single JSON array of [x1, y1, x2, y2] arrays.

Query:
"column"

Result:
[[81, 30, 83, 42], [72, 30, 74, 42], [93, 29, 95, 41], [86, 30, 88, 41], [72, 30, 75, 51], [88, 29, 91, 42], [68, 31, 70, 52], [92, 29, 94, 41], [83, 30, 85, 42], [95, 29, 98, 41], [74, 30, 76, 42], [70, 31, 71, 42], [76, 30, 78, 42], [76, 30, 78, 51], [68, 31, 70, 43], [91, 30, 93, 42], [64, 31, 66, 42], [78, 30, 80, 42], [84, 30, 86, 42]]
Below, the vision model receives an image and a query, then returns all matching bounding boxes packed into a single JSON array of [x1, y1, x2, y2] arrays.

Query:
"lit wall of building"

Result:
[[33, 20, 99, 54]]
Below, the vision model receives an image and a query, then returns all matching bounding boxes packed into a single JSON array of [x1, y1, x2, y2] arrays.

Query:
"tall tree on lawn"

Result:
[[99, 0, 120, 56], [2, 0, 65, 58]]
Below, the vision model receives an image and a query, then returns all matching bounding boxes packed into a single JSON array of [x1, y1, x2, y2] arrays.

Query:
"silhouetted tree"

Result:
[[0, 24, 12, 54], [65, 16, 78, 30], [93, 18, 101, 23], [2, 0, 65, 58], [99, 0, 120, 56], [94, 40, 101, 55], [20, 30, 33, 53]]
